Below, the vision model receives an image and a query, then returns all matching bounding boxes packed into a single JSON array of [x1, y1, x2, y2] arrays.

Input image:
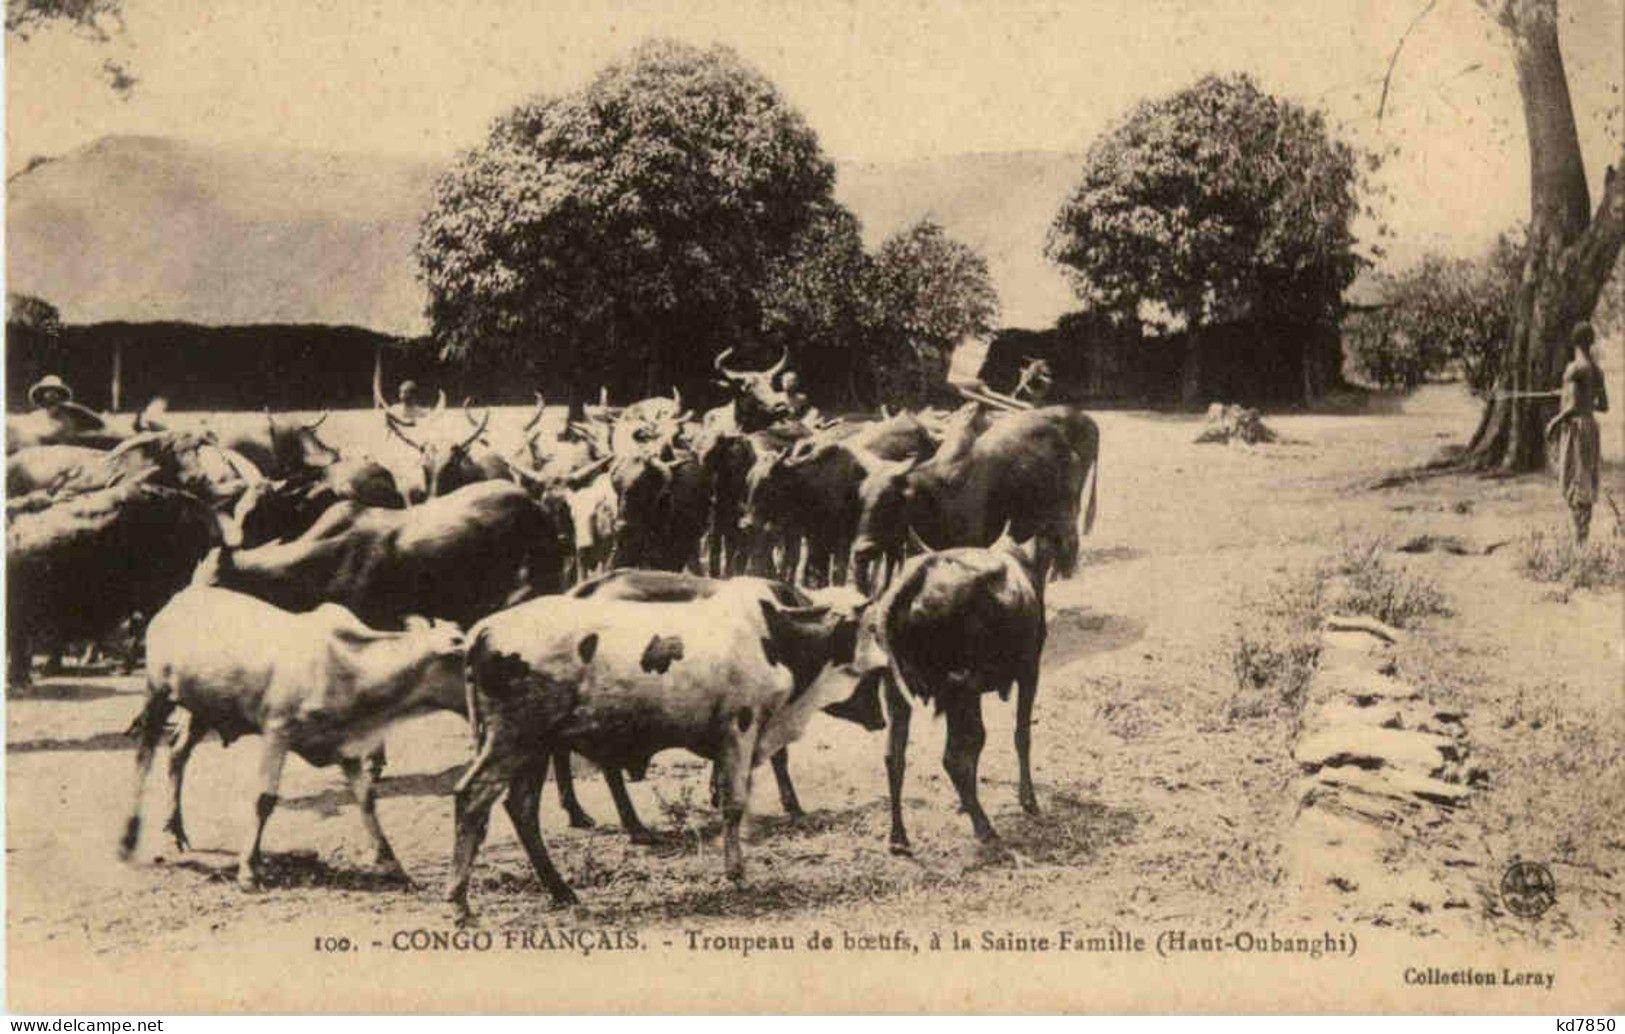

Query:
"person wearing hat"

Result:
[[28, 374, 73, 412], [1545, 322, 1610, 543]]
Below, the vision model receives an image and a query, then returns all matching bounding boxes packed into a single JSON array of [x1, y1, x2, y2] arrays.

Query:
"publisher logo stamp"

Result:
[[1500, 860, 1556, 919]]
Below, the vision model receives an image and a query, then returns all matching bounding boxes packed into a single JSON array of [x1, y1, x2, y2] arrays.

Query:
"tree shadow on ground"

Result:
[[279, 764, 467, 817], [8, 730, 134, 754], [482, 788, 1143, 926], [7, 679, 131, 703], [1044, 609, 1147, 668], [168, 849, 413, 892]]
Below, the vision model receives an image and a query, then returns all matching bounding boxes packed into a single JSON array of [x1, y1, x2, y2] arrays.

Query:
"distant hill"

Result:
[[7, 135, 1084, 336]]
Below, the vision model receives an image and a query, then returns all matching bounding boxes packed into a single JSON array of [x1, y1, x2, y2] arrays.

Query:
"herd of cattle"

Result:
[[5, 348, 1100, 919]]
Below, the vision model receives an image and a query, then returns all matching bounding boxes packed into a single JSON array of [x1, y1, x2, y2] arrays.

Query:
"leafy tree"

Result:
[[758, 204, 884, 406], [7, 293, 63, 337], [1046, 72, 1368, 408], [416, 39, 837, 412], [868, 218, 1000, 405], [6, 0, 135, 96], [1456, 0, 1624, 471], [1350, 228, 1523, 395]]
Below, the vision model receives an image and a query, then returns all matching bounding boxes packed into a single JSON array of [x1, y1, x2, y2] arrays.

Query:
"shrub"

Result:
[[1330, 534, 1452, 627], [1515, 526, 1625, 591], [1230, 563, 1329, 715]]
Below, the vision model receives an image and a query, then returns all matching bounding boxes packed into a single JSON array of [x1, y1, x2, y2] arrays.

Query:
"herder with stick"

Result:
[[1545, 322, 1610, 543]]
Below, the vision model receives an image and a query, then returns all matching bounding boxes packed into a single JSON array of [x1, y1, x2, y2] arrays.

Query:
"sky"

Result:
[[5, 0, 1623, 270]]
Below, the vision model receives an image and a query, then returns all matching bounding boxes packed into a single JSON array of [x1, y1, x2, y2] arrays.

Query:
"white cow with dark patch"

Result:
[[120, 586, 466, 889], [446, 577, 865, 917]]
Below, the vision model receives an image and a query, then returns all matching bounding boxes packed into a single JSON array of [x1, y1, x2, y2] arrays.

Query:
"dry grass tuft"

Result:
[[1514, 525, 1625, 592]]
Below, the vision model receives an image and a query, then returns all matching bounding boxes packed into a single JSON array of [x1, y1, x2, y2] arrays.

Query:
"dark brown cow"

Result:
[[7, 480, 231, 688], [849, 407, 1098, 594], [851, 531, 1047, 854]]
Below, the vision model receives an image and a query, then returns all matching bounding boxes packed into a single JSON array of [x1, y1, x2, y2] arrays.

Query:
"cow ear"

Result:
[[577, 632, 599, 665]]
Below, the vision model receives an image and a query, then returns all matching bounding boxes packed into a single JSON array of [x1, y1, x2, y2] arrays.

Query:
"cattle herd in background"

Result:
[[6, 347, 1101, 918]]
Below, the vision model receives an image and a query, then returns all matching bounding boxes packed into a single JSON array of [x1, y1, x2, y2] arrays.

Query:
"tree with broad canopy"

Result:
[[1046, 72, 1369, 409]]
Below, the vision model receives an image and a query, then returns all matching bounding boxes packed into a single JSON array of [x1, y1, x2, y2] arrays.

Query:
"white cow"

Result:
[[120, 586, 465, 889], [446, 576, 865, 917]]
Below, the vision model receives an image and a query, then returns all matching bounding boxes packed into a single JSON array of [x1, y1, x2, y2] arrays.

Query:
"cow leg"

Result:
[[340, 755, 410, 883], [119, 693, 175, 859], [502, 757, 578, 906], [445, 723, 525, 922], [550, 748, 596, 829], [883, 674, 913, 856], [770, 749, 804, 818], [603, 767, 657, 845], [238, 731, 289, 889], [1014, 668, 1040, 816], [717, 715, 758, 884], [163, 711, 208, 852], [943, 694, 995, 843]]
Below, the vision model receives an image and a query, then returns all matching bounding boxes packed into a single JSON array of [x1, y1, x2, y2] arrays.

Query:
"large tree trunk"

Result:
[[1179, 326, 1204, 410], [1462, 0, 1625, 471]]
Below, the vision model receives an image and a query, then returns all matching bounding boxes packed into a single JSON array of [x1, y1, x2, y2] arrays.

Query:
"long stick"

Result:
[[1491, 390, 1561, 400]]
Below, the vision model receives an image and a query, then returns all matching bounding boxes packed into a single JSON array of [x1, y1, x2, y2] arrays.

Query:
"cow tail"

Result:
[[1081, 447, 1098, 537], [463, 630, 484, 752]]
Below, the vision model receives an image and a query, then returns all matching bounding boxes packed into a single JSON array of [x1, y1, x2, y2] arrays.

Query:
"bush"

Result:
[[1515, 526, 1625, 591], [1345, 229, 1522, 396], [1330, 534, 1452, 627], [1231, 563, 1329, 715]]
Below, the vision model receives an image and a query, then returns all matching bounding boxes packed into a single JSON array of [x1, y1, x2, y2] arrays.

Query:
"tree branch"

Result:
[[1378, 0, 1440, 123], [1563, 161, 1625, 302]]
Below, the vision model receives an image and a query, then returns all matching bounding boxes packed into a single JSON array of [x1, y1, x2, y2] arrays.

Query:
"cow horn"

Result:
[[384, 411, 423, 450], [521, 392, 547, 433], [671, 386, 682, 409], [563, 454, 613, 488], [459, 407, 492, 450], [219, 447, 265, 485], [503, 451, 549, 488], [906, 524, 934, 555], [463, 398, 482, 426], [783, 440, 832, 468], [433, 390, 448, 415], [766, 347, 789, 377], [372, 346, 388, 410], [303, 410, 330, 431], [714, 347, 741, 378], [264, 407, 279, 432], [106, 431, 160, 461], [880, 404, 893, 420]]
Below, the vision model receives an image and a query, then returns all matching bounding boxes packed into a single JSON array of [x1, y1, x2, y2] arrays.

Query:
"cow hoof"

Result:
[[628, 829, 660, 847], [726, 869, 746, 886], [889, 842, 913, 857], [567, 811, 597, 830], [236, 874, 262, 893], [165, 823, 190, 853], [1021, 798, 1040, 816], [549, 890, 581, 908]]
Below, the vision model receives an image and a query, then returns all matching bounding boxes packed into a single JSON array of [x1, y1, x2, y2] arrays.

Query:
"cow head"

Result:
[[849, 448, 923, 590], [400, 614, 470, 712], [104, 430, 263, 508], [714, 347, 793, 433], [266, 409, 340, 471], [383, 404, 491, 501], [738, 445, 792, 534]]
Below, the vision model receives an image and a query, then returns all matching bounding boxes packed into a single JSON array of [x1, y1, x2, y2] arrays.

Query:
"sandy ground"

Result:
[[5, 385, 1623, 1010]]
